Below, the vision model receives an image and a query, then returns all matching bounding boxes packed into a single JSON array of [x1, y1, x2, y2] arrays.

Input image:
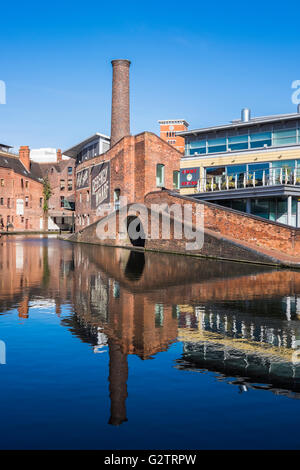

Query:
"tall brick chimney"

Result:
[[57, 148, 62, 162], [19, 146, 30, 171], [110, 59, 131, 147]]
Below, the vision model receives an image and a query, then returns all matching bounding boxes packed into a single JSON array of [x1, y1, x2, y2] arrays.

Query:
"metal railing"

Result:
[[198, 167, 300, 192]]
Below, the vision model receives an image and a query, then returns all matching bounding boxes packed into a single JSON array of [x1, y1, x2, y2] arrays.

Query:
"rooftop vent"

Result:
[[241, 108, 251, 122]]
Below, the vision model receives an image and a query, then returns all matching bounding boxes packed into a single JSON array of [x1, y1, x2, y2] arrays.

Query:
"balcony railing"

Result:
[[198, 167, 300, 193]]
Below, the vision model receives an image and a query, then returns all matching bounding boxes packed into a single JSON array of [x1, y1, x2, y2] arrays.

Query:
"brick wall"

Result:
[[0, 166, 44, 231], [75, 132, 182, 231], [145, 191, 300, 257]]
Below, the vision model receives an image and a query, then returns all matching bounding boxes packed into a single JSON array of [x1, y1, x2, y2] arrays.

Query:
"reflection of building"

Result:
[[3, 238, 300, 421], [179, 108, 300, 227], [176, 302, 300, 396], [0, 237, 75, 315]]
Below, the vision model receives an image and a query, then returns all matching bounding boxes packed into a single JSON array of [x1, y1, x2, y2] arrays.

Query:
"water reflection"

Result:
[[2, 236, 300, 427]]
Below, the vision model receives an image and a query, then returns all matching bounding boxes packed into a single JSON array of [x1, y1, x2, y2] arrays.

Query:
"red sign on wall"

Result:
[[180, 167, 200, 187]]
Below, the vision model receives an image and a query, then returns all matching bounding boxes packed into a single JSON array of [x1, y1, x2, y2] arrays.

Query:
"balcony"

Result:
[[198, 167, 300, 193]]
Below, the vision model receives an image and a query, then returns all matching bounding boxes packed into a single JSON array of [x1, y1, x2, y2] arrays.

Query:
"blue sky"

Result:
[[1, 0, 300, 150]]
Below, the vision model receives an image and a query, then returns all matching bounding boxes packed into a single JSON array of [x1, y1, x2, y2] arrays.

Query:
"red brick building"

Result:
[[32, 150, 76, 231], [0, 145, 44, 231], [158, 119, 189, 154], [64, 132, 182, 230], [64, 60, 183, 231]]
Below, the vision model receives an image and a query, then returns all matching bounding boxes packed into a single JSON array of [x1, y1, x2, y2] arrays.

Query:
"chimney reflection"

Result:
[[108, 339, 128, 426]]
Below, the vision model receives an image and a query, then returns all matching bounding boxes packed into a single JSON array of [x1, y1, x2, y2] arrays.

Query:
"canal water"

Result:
[[0, 236, 300, 449]]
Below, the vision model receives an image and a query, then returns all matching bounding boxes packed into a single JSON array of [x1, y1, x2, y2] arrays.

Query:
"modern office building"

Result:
[[158, 119, 189, 153], [179, 108, 300, 227]]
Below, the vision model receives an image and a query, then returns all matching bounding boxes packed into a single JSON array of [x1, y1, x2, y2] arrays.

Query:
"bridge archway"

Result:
[[126, 216, 145, 247]]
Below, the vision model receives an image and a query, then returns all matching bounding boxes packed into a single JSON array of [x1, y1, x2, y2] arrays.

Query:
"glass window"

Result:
[[60, 179, 65, 191], [248, 163, 269, 185], [156, 164, 165, 187], [271, 160, 296, 169], [251, 199, 270, 220], [68, 180, 73, 191], [173, 171, 180, 189], [68, 167, 73, 175], [273, 129, 297, 147], [231, 199, 247, 212], [250, 132, 272, 149], [206, 167, 225, 176], [208, 137, 226, 154], [276, 198, 287, 224], [228, 135, 248, 151], [226, 164, 247, 176], [190, 140, 206, 155]]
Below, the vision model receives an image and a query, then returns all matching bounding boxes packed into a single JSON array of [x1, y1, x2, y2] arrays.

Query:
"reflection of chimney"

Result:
[[57, 148, 62, 163], [19, 146, 30, 171], [110, 59, 131, 147], [18, 295, 29, 319], [108, 339, 128, 426]]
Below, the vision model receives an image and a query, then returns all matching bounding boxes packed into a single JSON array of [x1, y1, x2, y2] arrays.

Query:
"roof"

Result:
[[158, 119, 189, 127], [178, 112, 300, 137], [0, 155, 41, 183], [31, 159, 73, 179], [63, 133, 110, 158], [0, 143, 13, 150]]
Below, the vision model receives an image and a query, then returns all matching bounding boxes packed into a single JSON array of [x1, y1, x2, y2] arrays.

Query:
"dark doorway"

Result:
[[126, 216, 145, 247]]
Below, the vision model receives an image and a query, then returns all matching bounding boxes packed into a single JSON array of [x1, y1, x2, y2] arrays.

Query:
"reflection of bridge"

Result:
[[76, 244, 300, 301]]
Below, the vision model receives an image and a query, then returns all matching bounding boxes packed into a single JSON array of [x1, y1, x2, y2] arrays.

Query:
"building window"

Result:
[[0, 198, 3, 205], [79, 193, 82, 203], [68, 179, 73, 191], [40, 198, 43, 208], [25, 196, 29, 208], [60, 196, 65, 208], [7, 215, 10, 224], [114, 189, 120, 210], [156, 164, 165, 187], [0, 179, 4, 187], [7, 198, 10, 208], [60, 179, 65, 191], [86, 190, 90, 202], [173, 171, 180, 189], [21, 179, 24, 189], [68, 167, 73, 175], [25, 180, 29, 189]]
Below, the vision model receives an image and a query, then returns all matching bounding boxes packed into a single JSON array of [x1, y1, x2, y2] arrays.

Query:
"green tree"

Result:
[[42, 176, 52, 213]]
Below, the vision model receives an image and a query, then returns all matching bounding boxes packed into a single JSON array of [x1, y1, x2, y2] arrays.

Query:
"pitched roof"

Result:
[[0, 155, 42, 183]]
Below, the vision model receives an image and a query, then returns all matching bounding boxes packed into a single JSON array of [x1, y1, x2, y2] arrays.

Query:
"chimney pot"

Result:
[[19, 146, 31, 171]]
